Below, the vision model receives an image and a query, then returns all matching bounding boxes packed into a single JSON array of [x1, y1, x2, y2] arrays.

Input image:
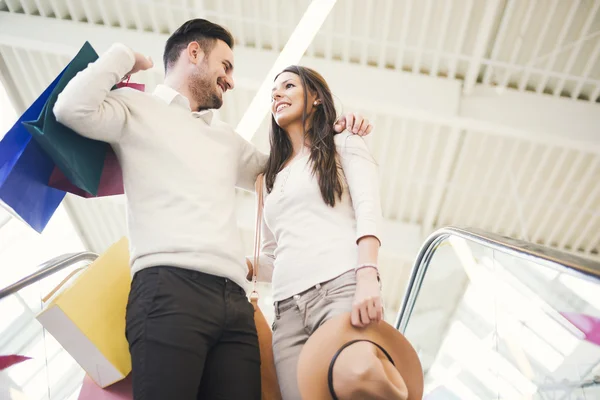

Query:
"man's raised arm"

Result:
[[53, 43, 153, 143]]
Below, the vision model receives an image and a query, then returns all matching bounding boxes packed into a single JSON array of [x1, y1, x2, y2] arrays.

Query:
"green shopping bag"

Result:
[[22, 41, 109, 196]]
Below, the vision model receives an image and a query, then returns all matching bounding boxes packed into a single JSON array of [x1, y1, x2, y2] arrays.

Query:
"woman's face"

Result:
[[271, 72, 317, 129]]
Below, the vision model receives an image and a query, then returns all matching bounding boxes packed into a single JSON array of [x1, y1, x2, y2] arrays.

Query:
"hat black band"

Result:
[[327, 339, 396, 400]]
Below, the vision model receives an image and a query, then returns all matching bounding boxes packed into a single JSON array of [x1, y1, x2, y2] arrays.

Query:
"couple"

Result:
[[54, 18, 409, 400]]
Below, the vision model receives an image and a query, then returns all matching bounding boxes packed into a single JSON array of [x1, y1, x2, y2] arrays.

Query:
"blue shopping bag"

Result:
[[0, 70, 67, 232], [23, 41, 111, 197]]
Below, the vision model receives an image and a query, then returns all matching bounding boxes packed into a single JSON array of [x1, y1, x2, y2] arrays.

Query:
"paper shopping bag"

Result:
[[78, 374, 132, 399], [37, 237, 132, 388], [23, 41, 146, 198], [22, 41, 109, 196], [116, 80, 145, 92], [48, 149, 123, 198], [0, 69, 67, 232], [0, 355, 31, 371], [42, 79, 144, 198]]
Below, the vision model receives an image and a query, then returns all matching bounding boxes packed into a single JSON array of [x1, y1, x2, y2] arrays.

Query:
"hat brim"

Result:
[[297, 312, 423, 400]]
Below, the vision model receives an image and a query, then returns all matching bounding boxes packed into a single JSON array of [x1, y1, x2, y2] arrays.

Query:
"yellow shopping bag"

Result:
[[37, 237, 131, 388]]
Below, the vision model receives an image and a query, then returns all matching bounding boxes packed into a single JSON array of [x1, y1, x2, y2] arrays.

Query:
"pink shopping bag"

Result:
[[47, 80, 144, 198], [561, 312, 600, 347], [78, 374, 132, 399], [48, 149, 123, 198], [0, 355, 31, 371]]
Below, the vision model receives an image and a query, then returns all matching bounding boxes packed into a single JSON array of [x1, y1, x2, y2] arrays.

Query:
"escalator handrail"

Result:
[[0, 251, 99, 300], [394, 226, 600, 333]]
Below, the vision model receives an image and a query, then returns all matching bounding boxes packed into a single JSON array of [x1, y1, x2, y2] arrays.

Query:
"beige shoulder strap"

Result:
[[251, 174, 265, 298]]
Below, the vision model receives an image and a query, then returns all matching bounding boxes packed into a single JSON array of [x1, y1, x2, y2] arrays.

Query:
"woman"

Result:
[[248, 66, 407, 399]]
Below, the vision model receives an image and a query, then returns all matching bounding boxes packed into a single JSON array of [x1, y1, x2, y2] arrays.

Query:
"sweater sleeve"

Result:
[[335, 132, 382, 244], [53, 43, 135, 144]]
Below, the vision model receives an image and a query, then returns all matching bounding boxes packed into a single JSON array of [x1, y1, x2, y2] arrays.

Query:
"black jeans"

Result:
[[125, 266, 261, 400]]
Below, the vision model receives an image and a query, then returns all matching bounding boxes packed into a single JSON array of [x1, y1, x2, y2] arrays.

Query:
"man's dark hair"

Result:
[[163, 19, 234, 71]]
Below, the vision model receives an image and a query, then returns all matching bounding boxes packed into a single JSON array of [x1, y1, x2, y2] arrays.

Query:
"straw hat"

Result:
[[297, 312, 423, 400]]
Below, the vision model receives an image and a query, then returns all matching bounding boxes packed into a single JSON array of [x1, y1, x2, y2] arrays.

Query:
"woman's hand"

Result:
[[246, 258, 254, 281], [351, 267, 384, 327]]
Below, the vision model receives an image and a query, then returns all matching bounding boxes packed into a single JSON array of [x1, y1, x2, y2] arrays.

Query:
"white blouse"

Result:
[[256, 132, 382, 301]]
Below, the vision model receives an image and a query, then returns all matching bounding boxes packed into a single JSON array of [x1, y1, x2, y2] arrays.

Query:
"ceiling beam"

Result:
[[462, 0, 502, 94], [0, 12, 166, 70], [1, 12, 598, 154], [0, 11, 462, 115], [460, 85, 600, 153]]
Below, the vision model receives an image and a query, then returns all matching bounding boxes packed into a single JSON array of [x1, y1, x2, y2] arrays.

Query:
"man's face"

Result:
[[189, 39, 235, 110]]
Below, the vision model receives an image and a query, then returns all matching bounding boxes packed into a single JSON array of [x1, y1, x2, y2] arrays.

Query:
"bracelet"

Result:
[[355, 264, 382, 290], [355, 264, 380, 280]]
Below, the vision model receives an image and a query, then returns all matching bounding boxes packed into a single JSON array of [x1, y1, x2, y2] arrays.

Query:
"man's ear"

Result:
[[187, 42, 205, 64]]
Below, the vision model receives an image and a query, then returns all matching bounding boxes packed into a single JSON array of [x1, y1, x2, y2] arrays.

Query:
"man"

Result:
[[54, 19, 372, 400]]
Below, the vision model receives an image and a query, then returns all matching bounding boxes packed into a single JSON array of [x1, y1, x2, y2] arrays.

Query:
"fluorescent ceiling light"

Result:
[[236, 0, 337, 140]]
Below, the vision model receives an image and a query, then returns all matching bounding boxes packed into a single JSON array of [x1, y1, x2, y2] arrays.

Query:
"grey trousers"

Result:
[[272, 271, 356, 400]]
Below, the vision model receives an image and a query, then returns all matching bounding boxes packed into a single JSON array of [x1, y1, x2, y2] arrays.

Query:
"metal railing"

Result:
[[394, 226, 600, 333], [0, 251, 98, 300]]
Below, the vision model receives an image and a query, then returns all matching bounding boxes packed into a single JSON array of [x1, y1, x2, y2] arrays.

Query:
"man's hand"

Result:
[[351, 268, 383, 328], [126, 52, 154, 77], [334, 113, 373, 136]]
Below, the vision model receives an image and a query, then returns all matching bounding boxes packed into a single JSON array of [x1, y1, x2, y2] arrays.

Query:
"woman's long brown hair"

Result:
[[264, 66, 343, 207]]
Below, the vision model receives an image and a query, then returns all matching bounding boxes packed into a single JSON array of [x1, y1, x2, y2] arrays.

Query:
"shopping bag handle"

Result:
[[250, 174, 265, 301], [42, 266, 86, 303]]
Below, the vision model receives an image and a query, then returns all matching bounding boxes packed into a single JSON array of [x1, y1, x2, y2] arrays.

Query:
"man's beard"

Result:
[[189, 64, 223, 111]]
